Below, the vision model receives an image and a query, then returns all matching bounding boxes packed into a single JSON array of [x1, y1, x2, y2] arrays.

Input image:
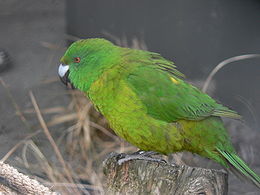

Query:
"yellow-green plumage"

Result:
[[59, 38, 260, 188]]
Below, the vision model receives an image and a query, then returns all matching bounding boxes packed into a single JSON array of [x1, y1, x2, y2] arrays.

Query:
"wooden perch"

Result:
[[103, 152, 228, 195]]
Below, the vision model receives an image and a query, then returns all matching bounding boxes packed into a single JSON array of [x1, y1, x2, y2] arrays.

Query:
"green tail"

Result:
[[217, 148, 260, 188]]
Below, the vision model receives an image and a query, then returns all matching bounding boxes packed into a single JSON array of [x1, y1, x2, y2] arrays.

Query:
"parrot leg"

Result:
[[117, 150, 167, 165]]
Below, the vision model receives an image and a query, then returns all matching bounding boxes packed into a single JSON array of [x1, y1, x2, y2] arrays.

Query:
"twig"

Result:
[[202, 54, 260, 92], [1, 130, 41, 162], [89, 121, 119, 141], [40, 41, 66, 50], [22, 107, 66, 114], [29, 91, 74, 184], [0, 78, 30, 130], [22, 140, 57, 183], [65, 34, 81, 42], [44, 182, 104, 193], [0, 162, 56, 194]]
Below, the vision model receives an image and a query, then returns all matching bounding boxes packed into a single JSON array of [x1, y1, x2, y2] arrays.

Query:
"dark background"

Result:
[[67, 0, 260, 129]]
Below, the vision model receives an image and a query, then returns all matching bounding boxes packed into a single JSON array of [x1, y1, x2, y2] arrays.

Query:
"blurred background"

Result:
[[0, 0, 259, 194]]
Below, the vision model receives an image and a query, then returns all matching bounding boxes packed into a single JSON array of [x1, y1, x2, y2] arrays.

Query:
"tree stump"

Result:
[[103, 152, 228, 195]]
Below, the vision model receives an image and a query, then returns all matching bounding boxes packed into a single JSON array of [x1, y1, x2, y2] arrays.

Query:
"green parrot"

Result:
[[58, 38, 260, 188]]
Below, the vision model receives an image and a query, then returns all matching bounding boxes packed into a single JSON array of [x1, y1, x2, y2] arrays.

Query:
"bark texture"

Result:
[[103, 152, 228, 195], [0, 162, 57, 194]]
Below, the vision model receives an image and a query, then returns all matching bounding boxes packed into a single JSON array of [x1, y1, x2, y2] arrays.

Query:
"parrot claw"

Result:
[[132, 150, 158, 156], [117, 151, 167, 165]]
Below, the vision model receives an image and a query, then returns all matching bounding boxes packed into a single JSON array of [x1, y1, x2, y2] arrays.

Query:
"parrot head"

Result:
[[58, 38, 117, 91]]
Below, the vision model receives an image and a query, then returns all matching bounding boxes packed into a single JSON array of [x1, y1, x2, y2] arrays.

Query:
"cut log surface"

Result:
[[103, 152, 228, 195]]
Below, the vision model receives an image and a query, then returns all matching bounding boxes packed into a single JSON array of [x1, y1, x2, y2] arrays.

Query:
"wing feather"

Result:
[[125, 52, 241, 122]]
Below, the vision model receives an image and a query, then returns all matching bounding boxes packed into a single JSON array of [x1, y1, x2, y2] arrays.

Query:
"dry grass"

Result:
[[1, 76, 136, 194], [0, 37, 141, 194]]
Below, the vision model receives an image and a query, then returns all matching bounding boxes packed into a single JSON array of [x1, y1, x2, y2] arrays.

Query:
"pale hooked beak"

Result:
[[58, 64, 70, 86], [58, 64, 69, 77]]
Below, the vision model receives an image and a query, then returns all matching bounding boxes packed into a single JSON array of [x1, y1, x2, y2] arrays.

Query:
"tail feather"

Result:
[[217, 148, 260, 188]]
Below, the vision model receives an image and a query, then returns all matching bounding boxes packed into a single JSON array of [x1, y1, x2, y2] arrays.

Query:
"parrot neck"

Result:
[[87, 67, 125, 115]]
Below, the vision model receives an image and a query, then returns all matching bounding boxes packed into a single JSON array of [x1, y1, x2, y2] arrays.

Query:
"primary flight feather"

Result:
[[58, 38, 260, 188]]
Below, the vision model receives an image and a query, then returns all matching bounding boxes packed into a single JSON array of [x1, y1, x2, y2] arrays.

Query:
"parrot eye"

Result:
[[74, 57, 81, 63]]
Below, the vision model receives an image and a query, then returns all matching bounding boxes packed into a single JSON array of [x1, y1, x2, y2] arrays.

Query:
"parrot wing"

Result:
[[126, 52, 241, 122]]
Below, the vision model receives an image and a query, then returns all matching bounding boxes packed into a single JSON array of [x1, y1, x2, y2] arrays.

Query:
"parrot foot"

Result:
[[132, 150, 158, 156], [117, 151, 167, 165]]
